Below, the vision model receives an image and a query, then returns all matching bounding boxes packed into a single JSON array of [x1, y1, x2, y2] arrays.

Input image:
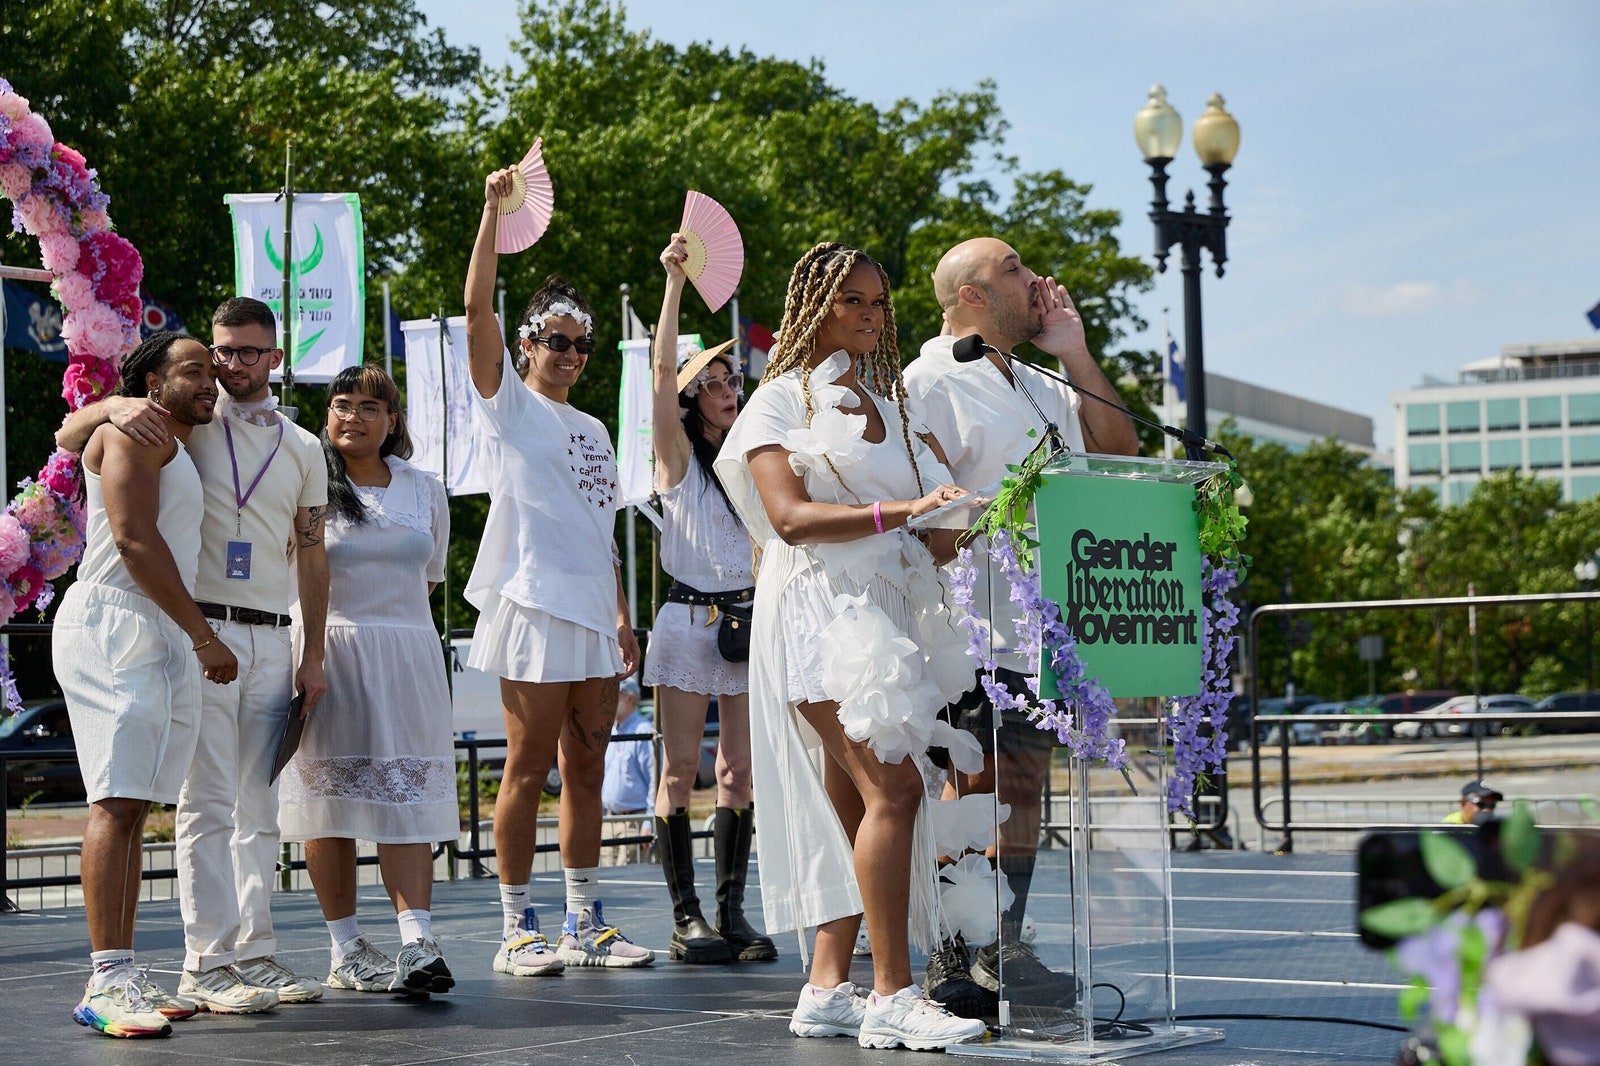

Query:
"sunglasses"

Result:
[[529, 334, 597, 355]]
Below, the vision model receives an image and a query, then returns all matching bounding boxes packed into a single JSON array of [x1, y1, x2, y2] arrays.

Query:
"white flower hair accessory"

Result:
[[517, 299, 594, 339]]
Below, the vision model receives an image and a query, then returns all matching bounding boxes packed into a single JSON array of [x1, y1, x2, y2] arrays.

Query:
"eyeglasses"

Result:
[[329, 401, 387, 423], [208, 345, 280, 367], [700, 377, 743, 399], [530, 334, 597, 355], [1470, 798, 1498, 810]]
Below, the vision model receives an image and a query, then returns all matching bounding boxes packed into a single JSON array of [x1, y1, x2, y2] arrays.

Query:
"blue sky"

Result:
[[416, 0, 1599, 451]]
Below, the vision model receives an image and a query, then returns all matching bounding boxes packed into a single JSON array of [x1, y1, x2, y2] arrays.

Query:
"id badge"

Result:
[[225, 540, 253, 580]]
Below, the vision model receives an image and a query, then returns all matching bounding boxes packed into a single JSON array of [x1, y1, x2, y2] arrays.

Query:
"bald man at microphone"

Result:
[[903, 237, 1137, 1019]]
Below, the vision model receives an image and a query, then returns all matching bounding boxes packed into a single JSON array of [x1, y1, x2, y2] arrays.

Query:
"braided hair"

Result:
[[762, 242, 924, 497], [116, 331, 190, 399], [321, 365, 413, 525], [515, 274, 595, 379]]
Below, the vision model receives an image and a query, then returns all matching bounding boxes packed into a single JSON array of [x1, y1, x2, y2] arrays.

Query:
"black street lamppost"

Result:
[[1135, 85, 1241, 448], [1577, 557, 1598, 691]]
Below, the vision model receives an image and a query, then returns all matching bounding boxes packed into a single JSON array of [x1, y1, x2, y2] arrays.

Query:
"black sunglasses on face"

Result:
[[530, 334, 597, 355]]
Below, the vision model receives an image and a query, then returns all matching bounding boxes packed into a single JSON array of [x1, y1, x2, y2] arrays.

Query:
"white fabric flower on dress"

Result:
[[818, 593, 938, 764], [808, 350, 863, 412], [930, 793, 1011, 856], [785, 405, 869, 480], [939, 852, 1014, 945], [929, 720, 986, 775]]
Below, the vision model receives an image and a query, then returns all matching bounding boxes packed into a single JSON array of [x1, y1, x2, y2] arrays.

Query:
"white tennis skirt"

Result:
[[468, 595, 622, 683], [51, 582, 202, 804]]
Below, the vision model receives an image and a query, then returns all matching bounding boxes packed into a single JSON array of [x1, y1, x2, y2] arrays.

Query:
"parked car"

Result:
[[1262, 700, 1344, 746], [1330, 699, 1389, 744], [1438, 694, 1537, 737], [1391, 698, 1466, 740], [0, 698, 83, 806], [1248, 695, 1328, 748], [1365, 689, 1456, 741], [1530, 691, 1600, 735]]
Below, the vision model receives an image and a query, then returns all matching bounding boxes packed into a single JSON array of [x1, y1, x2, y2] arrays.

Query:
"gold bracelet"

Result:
[[192, 637, 213, 652]]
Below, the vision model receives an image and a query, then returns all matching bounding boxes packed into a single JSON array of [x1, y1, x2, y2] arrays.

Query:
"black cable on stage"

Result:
[[1147, 1012, 1410, 1033]]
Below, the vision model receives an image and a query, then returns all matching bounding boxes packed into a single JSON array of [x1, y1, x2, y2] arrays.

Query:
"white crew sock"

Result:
[[397, 908, 431, 945], [500, 882, 532, 937], [564, 866, 601, 917], [89, 949, 136, 990], [326, 914, 362, 959]]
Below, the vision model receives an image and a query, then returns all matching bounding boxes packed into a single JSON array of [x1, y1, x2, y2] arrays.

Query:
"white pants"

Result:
[[175, 618, 293, 971]]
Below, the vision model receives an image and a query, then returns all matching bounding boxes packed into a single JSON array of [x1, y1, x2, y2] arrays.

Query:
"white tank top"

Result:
[[78, 439, 204, 595], [658, 459, 753, 593]]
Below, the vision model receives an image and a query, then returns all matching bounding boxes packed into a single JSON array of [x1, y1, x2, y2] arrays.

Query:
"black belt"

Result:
[[664, 582, 754, 608], [197, 601, 293, 628]]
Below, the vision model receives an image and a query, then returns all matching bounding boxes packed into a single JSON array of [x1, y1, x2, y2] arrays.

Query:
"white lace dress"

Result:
[[281, 456, 458, 845]]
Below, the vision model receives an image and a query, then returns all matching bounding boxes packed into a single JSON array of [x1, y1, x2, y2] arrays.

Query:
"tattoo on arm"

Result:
[[295, 505, 325, 548]]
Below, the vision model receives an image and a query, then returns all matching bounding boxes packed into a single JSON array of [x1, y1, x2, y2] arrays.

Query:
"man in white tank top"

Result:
[[57, 298, 331, 1013], [52, 335, 239, 1037]]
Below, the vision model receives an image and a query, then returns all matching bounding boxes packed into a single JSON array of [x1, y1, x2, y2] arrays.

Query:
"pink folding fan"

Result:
[[679, 190, 744, 312], [496, 137, 555, 255]]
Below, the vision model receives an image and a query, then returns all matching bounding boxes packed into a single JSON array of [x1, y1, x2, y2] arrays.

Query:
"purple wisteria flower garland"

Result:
[[953, 453, 1249, 816]]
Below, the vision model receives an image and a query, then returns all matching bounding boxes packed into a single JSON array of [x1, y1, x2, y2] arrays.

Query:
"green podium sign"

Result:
[[1034, 463, 1204, 698]]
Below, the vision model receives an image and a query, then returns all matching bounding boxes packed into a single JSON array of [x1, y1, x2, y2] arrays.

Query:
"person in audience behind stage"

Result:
[[57, 297, 330, 1013], [645, 233, 774, 965], [903, 236, 1138, 1018], [714, 241, 985, 1051], [1444, 779, 1503, 824], [278, 365, 457, 996], [53, 333, 238, 1038], [603, 678, 654, 818], [463, 166, 647, 977]]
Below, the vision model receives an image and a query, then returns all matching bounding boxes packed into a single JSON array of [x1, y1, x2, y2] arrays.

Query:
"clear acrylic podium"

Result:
[[916, 453, 1226, 1061]]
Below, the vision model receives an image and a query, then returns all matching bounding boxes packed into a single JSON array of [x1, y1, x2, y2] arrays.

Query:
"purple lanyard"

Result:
[[223, 417, 285, 536]]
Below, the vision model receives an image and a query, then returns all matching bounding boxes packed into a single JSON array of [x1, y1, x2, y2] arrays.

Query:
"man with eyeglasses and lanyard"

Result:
[[58, 297, 330, 1014]]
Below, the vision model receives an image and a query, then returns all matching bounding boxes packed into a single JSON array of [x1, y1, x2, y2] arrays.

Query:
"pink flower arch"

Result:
[[0, 76, 143, 712]]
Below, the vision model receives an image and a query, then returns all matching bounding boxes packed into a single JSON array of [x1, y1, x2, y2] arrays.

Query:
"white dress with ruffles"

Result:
[[713, 352, 973, 952]]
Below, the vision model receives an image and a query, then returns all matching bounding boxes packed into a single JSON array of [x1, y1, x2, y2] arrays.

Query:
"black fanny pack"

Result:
[[665, 583, 755, 663]]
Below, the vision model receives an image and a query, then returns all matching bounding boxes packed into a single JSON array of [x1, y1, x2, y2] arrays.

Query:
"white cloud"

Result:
[[1340, 280, 1475, 317]]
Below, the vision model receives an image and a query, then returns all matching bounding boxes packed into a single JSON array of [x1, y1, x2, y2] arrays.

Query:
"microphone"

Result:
[[948, 333, 1233, 460]]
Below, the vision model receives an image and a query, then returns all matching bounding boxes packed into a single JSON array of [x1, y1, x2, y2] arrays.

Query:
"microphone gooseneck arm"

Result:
[[950, 333, 1233, 461], [950, 334, 1066, 456]]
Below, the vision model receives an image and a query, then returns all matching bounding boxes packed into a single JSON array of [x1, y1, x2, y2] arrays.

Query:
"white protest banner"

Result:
[[615, 333, 705, 507], [402, 316, 489, 496], [226, 192, 364, 383]]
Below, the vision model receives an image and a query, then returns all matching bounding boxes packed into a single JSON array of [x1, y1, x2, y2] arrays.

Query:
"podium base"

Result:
[[948, 1023, 1225, 1061]]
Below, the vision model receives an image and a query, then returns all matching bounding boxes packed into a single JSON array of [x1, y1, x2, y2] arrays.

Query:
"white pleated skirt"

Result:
[[468, 595, 622, 683]]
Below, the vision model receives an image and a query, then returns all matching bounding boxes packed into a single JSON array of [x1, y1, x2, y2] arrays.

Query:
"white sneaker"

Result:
[[853, 927, 873, 957], [494, 907, 565, 976], [235, 956, 323, 1003], [789, 981, 868, 1038], [392, 937, 454, 994], [858, 985, 988, 1050], [129, 970, 198, 1020], [327, 936, 397, 992], [73, 976, 172, 1038], [555, 903, 654, 968], [177, 965, 279, 1014]]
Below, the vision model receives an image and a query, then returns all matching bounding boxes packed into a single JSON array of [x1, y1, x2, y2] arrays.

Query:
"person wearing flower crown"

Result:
[[712, 241, 986, 1051], [645, 234, 775, 965], [464, 166, 649, 977]]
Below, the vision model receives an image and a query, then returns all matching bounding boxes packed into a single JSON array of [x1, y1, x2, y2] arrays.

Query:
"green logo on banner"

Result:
[[1034, 472, 1203, 698], [263, 225, 325, 275]]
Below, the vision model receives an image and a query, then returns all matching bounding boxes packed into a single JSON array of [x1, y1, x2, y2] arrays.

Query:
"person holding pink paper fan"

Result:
[[464, 166, 648, 977], [644, 234, 775, 966]]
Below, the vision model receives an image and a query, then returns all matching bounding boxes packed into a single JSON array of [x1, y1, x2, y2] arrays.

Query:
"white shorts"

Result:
[[51, 582, 202, 804], [468, 595, 622, 683]]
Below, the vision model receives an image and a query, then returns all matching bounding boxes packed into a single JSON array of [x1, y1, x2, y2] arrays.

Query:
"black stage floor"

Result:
[[2, 851, 1405, 1065]]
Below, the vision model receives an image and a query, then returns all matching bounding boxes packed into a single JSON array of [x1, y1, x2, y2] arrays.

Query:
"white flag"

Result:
[[401, 316, 489, 496], [615, 332, 708, 507], [226, 193, 364, 383]]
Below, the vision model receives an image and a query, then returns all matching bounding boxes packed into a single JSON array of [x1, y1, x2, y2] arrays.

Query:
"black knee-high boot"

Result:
[[655, 811, 732, 963], [713, 806, 778, 961]]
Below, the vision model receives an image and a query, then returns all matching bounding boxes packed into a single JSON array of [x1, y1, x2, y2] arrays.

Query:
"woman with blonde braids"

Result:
[[713, 243, 985, 1050]]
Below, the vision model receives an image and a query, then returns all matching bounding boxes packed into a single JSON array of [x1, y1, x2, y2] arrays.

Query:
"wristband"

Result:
[[872, 501, 885, 535], [192, 637, 213, 652]]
